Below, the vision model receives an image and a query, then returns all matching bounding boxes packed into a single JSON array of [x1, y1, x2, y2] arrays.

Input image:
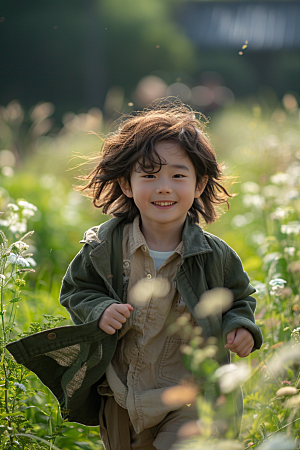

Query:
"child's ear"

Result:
[[118, 177, 133, 198], [195, 175, 208, 199]]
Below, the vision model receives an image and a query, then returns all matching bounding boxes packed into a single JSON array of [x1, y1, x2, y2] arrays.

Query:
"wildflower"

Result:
[[285, 247, 296, 257], [270, 172, 289, 184], [262, 185, 280, 198], [291, 327, 300, 343], [22, 208, 36, 219], [286, 394, 300, 408], [26, 257, 36, 267], [240, 181, 260, 193], [12, 241, 29, 252], [281, 221, 300, 235], [161, 384, 198, 407], [16, 257, 30, 268], [10, 221, 27, 234], [7, 203, 19, 212], [14, 382, 26, 392], [130, 277, 170, 305], [276, 386, 298, 396], [6, 253, 17, 264], [194, 288, 233, 318], [17, 200, 37, 211], [214, 363, 250, 394], [270, 207, 294, 220], [15, 278, 26, 287], [269, 278, 287, 287], [0, 274, 5, 285], [243, 194, 265, 209]]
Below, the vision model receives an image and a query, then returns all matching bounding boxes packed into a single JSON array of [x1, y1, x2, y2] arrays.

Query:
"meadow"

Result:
[[1, 96, 300, 449]]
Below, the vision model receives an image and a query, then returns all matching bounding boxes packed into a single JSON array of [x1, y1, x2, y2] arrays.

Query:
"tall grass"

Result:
[[1, 97, 300, 448]]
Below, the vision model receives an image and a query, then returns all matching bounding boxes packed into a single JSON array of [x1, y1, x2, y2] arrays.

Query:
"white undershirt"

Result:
[[149, 249, 174, 271]]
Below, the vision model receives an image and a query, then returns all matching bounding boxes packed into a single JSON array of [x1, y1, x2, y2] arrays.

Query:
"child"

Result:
[[7, 100, 262, 450]]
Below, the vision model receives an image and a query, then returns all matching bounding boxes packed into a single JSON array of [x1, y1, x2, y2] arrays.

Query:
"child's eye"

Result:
[[143, 174, 156, 179], [173, 174, 185, 178]]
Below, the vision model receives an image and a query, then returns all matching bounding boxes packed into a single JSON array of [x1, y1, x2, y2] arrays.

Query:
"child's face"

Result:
[[119, 141, 207, 229]]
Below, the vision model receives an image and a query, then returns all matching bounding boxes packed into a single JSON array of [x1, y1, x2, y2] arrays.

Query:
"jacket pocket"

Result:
[[158, 336, 192, 385]]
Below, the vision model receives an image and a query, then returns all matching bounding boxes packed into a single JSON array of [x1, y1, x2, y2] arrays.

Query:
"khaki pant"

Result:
[[99, 396, 198, 450]]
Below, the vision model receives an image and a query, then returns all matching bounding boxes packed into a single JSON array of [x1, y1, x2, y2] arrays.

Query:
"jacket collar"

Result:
[[84, 215, 212, 258], [181, 216, 213, 258]]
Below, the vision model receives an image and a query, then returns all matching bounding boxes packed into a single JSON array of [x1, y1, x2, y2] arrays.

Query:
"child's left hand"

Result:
[[224, 327, 254, 357]]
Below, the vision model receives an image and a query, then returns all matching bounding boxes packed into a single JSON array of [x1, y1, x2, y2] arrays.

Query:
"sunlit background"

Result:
[[1, 1, 300, 449], [1, 0, 300, 281]]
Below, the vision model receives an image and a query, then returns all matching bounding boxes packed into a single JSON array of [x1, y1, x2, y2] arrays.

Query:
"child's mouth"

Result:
[[151, 201, 176, 209]]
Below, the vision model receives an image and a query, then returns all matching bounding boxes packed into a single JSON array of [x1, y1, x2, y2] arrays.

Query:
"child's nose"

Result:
[[156, 179, 172, 194]]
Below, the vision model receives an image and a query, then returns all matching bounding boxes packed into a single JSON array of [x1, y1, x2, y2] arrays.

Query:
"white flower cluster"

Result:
[[291, 327, 300, 344], [281, 221, 300, 235], [269, 278, 287, 297], [0, 200, 37, 235], [6, 253, 32, 268]]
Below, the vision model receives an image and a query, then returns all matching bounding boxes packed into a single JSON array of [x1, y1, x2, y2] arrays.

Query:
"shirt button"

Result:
[[141, 245, 147, 252], [136, 310, 142, 316], [146, 274, 152, 279], [47, 332, 56, 340]]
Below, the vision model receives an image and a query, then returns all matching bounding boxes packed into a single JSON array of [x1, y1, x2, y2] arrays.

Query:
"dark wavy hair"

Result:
[[76, 98, 234, 224]]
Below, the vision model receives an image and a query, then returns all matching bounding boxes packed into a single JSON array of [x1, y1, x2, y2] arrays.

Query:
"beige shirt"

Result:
[[105, 216, 195, 434]]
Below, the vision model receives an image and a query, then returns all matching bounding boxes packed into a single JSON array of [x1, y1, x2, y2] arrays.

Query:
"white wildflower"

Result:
[[26, 257, 36, 267], [285, 247, 296, 257], [281, 221, 300, 235], [0, 219, 9, 226], [22, 208, 36, 219], [16, 256, 30, 268], [14, 382, 26, 392], [270, 173, 289, 185], [13, 241, 29, 252], [10, 221, 27, 234], [195, 288, 233, 318], [270, 207, 294, 220], [269, 278, 287, 287], [231, 215, 248, 228], [17, 200, 37, 211], [243, 194, 265, 209], [240, 181, 260, 194], [285, 189, 299, 200], [0, 274, 5, 285], [214, 363, 250, 394], [6, 253, 17, 264], [7, 203, 19, 212], [251, 231, 265, 245]]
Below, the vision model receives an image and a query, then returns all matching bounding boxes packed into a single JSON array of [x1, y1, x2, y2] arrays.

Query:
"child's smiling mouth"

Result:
[[151, 201, 177, 208]]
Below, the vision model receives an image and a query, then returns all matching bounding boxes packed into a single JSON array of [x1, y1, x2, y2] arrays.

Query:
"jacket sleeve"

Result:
[[59, 245, 121, 325], [222, 245, 263, 351]]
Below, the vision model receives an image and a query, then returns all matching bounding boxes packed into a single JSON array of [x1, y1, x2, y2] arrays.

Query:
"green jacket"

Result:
[[6, 216, 262, 427]]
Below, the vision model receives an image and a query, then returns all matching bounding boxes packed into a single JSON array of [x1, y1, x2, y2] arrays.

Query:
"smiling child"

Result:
[[7, 99, 262, 450]]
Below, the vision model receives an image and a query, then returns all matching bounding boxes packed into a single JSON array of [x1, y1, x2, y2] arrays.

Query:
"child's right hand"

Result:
[[98, 303, 133, 334]]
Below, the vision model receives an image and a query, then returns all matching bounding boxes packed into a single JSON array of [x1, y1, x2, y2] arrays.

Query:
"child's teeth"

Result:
[[154, 202, 174, 206]]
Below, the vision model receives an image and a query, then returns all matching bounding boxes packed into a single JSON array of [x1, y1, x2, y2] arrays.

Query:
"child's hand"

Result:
[[224, 327, 254, 357], [98, 303, 133, 335]]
